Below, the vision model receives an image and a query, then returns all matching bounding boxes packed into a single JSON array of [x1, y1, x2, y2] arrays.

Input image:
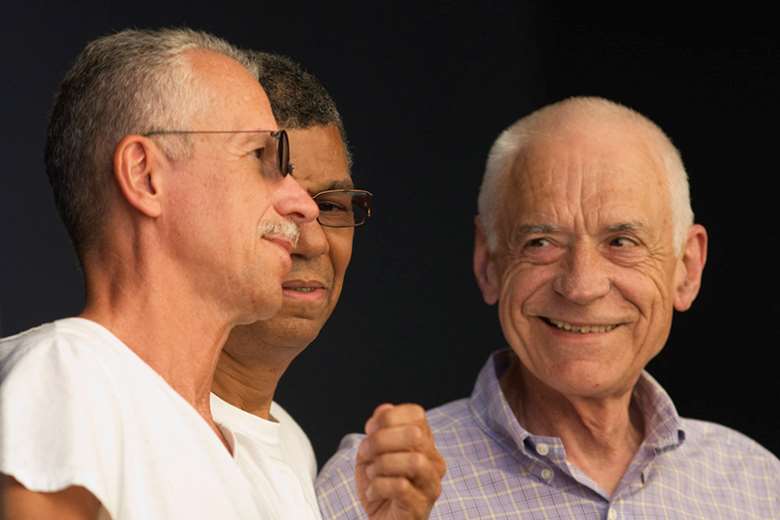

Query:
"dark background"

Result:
[[1, 2, 777, 467]]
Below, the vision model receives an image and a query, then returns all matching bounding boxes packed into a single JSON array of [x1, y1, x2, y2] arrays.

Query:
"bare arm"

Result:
[[2, 475, 101, 520]]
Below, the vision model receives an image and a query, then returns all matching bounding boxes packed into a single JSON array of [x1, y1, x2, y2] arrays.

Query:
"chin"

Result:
[[550, 365, 632, 399], [264, 315, 325, 347]]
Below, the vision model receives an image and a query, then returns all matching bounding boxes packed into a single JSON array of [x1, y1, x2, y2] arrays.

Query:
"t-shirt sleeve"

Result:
[[0, 337, 122, 513]]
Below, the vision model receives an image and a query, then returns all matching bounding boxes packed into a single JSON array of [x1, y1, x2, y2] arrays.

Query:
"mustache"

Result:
[[258, 219, 301, 248]]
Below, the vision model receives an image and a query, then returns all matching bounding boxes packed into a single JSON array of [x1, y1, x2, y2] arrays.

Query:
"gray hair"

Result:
[[249, 51, 351, 166], [44, 28, 258, 256], [477, 97, 694, 255]]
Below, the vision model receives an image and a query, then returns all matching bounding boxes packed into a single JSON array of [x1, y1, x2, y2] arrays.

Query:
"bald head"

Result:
[[478, 97, 693, 255]]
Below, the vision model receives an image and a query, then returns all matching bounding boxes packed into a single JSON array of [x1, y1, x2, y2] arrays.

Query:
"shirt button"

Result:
[[607, 508, 618, 520], [540, 468, 553, 481], [535, 443, 550, 456]]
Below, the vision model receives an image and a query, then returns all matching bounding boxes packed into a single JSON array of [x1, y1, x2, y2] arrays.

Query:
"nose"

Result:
[[274, 175, 319, 225], [553, 240, 611, 304], [293, 218, 329, 259]]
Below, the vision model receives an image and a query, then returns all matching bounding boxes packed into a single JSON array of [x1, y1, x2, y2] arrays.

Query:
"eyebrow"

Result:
[[234, 131, 270, 146], [311, 179, 355, 194], [514, 224, 560, 235], [605, 221, 647, 234], [513, 222, 648, 236]]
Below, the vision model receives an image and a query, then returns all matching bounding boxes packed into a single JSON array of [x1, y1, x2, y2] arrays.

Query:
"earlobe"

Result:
[[113, 135, 163, 218], [474, 217, 500, 305], [674, 224, 708, 311]]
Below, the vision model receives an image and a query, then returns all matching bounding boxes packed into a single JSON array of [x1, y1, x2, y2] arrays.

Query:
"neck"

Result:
[[81, 253, 236, 450], [212, 324, 303, 420], [501, 360, 644, 496]]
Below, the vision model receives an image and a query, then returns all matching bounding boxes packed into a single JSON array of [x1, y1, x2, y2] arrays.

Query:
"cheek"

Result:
[[498, 264, 554, 336], [612, 266, 675, 317], [502, 262, 556, 305], [328, 232, 354, 280]]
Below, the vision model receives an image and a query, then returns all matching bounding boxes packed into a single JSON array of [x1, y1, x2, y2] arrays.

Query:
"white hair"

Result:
[[477, 97, 694, 255]]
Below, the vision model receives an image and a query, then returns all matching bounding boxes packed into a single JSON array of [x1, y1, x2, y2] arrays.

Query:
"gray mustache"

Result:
[[258, 220, 300, 248]]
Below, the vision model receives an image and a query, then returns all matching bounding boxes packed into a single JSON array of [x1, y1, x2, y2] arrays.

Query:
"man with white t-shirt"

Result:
[[0, 29, 319, 519], [211, 52, 446, 520]]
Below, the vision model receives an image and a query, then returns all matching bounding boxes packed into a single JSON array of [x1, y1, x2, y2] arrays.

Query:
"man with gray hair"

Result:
[[211, 51, 445, 520], [317, 97, 780, 518], [1, 29, 318, 519]]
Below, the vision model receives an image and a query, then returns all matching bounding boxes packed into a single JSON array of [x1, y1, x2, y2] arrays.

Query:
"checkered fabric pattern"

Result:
[[317, 350, 780, 519]]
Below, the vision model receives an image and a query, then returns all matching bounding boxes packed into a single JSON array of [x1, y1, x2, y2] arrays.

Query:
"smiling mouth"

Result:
[[542, 317, 620, 334]]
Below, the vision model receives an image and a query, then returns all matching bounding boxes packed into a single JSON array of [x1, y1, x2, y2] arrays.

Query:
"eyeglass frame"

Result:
[[142, 129, 294, 177], [312, 188, 373, 228]]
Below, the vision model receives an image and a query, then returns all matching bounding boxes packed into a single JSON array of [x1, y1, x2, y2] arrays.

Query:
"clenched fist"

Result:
[[355, 403, 446, 520]]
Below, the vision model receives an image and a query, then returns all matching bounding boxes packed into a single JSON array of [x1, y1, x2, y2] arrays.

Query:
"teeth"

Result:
[[548, 318, 617, 334], [287, 287, 316, 292]]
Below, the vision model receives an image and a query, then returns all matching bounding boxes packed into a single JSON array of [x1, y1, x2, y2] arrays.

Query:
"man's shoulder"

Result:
[[1, 321, 58, 366], [426, 398, 494, 452], [679, 417, 780, 464], [427, 397, 472, 430], [270, 401, 306, 437], [0, 319, 128, 511], [270, 400, 318, 479], [1, 319, 111, 381]]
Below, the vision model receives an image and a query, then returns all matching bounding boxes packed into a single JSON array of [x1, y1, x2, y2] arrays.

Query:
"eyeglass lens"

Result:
[[314, 191, 372, 227]]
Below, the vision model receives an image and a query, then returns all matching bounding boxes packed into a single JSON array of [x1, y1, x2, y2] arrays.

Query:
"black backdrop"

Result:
[[1, 2, 777, 467]]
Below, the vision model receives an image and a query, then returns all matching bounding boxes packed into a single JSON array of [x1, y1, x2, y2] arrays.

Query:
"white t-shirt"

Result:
[[0, 318, 268, 520], [211, 393, 322, 520]]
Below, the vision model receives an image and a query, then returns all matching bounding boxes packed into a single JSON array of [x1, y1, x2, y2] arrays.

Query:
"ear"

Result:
[[112, 135, 164, 218], [474, 216, 501, 305], [673, 224, 708, 311]]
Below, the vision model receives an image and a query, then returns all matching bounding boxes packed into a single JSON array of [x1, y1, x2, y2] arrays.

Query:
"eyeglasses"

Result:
[[142, 129, 293, 178], [313, 189, 373, 228]]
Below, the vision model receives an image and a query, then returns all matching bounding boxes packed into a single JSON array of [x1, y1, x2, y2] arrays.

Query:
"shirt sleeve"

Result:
[[0, 338, 122, 514], [315, 433, 367, 520]]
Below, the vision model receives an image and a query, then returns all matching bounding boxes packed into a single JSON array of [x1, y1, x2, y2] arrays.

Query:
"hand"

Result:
[[355, 403, 446, 520]]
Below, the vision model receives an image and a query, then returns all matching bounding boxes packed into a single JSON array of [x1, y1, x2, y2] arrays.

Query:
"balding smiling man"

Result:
[[317, 97, 780, 519]]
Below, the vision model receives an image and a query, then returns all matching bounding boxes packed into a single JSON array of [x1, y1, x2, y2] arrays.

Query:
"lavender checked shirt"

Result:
[[316, 350, 779, 519]]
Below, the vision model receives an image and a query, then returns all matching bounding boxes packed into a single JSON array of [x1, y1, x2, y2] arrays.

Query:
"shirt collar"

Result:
[[468, 349, 685, 454]]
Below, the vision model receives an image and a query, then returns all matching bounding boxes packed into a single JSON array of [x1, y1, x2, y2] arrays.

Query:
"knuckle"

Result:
[[409, 425, 424, 446], [410, 404, 426, 420], [400, 403, 426, 420], [410, 452, 426, 472], [374, 454, 392, 473], [395, 477, 411, 494]]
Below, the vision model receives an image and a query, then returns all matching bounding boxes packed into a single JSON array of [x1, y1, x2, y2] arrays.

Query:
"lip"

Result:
[[282, 279, 329, 302], [264, 236, 294, 254]]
